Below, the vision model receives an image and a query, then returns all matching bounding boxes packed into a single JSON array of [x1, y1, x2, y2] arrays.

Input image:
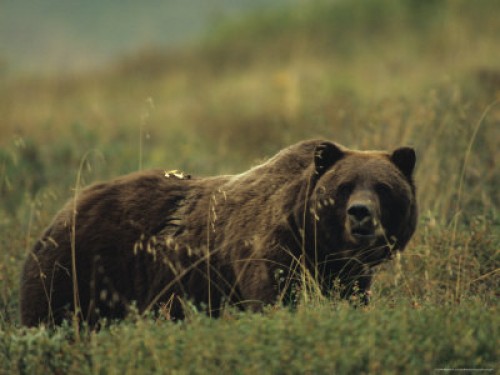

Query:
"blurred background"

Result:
[[0, 0, 499, 222], [1, 0, 297, 75]]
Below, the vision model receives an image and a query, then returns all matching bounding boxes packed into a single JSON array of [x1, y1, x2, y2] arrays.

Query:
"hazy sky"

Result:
[[1, 0, 297, 75]]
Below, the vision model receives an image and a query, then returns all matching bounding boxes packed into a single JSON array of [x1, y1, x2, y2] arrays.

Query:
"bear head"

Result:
[[310, 141, 417, 267]]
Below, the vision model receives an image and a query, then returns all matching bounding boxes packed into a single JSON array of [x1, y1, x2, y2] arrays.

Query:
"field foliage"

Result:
[[0, 0, 498, 373]]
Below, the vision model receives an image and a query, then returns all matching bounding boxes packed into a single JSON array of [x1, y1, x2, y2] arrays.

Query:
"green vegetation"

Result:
[[0, 0, 498, 373], [1, 303, 497, 374]]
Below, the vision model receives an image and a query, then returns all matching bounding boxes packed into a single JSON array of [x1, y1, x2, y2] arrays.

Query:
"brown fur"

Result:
[[20, 139, 417, 326]]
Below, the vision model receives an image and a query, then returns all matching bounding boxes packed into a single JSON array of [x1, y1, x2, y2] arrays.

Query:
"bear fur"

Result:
[[20, 139, 417, 326]]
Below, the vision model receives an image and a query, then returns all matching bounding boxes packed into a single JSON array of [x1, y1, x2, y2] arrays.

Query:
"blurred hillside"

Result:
[[0, 0, 296, 75]]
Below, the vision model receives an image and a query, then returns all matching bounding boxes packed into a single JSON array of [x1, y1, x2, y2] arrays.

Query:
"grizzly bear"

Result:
[[20, 140, 417, 326]]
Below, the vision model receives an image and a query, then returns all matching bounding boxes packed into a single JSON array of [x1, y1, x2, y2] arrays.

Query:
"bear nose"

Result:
[[347, 204, 372, 222]]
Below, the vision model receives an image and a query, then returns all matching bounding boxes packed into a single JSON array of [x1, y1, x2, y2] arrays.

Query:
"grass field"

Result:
[[0, 0, 499, 373]]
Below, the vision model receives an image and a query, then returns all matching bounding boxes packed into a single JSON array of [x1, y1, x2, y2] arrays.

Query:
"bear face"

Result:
[[310, 142, 416, 268]]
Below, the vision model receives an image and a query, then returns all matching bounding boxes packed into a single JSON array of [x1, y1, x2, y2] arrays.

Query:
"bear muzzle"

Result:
[[346, 200, 383, 246]]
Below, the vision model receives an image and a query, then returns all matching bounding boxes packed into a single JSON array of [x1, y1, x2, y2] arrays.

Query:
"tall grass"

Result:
[[0, 0, 498, 372]]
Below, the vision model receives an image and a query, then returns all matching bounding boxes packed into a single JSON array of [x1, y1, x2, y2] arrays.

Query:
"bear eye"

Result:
[[375, 183, 392, 197], [337, 183, 353, 197]]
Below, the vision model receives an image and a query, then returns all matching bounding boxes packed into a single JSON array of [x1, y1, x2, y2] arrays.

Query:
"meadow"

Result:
[[0, 0, 498, 373]]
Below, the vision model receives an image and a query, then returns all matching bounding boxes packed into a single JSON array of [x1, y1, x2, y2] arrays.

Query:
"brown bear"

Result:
[[20, 139, 417, 326]]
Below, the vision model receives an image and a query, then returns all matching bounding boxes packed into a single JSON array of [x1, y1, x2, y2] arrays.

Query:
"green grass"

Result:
[[1, 302, 497, 374], [0, 0, 499, 373]]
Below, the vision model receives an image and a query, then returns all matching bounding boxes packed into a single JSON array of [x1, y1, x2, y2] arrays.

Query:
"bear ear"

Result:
[[390, 147, 416, 179], [314, 142, 344, 176]]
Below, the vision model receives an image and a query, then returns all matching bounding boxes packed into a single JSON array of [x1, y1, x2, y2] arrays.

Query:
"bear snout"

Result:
[[347, 203, 377, 236], [344, 192, 386, 249], [347, 203, 372, 223]]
